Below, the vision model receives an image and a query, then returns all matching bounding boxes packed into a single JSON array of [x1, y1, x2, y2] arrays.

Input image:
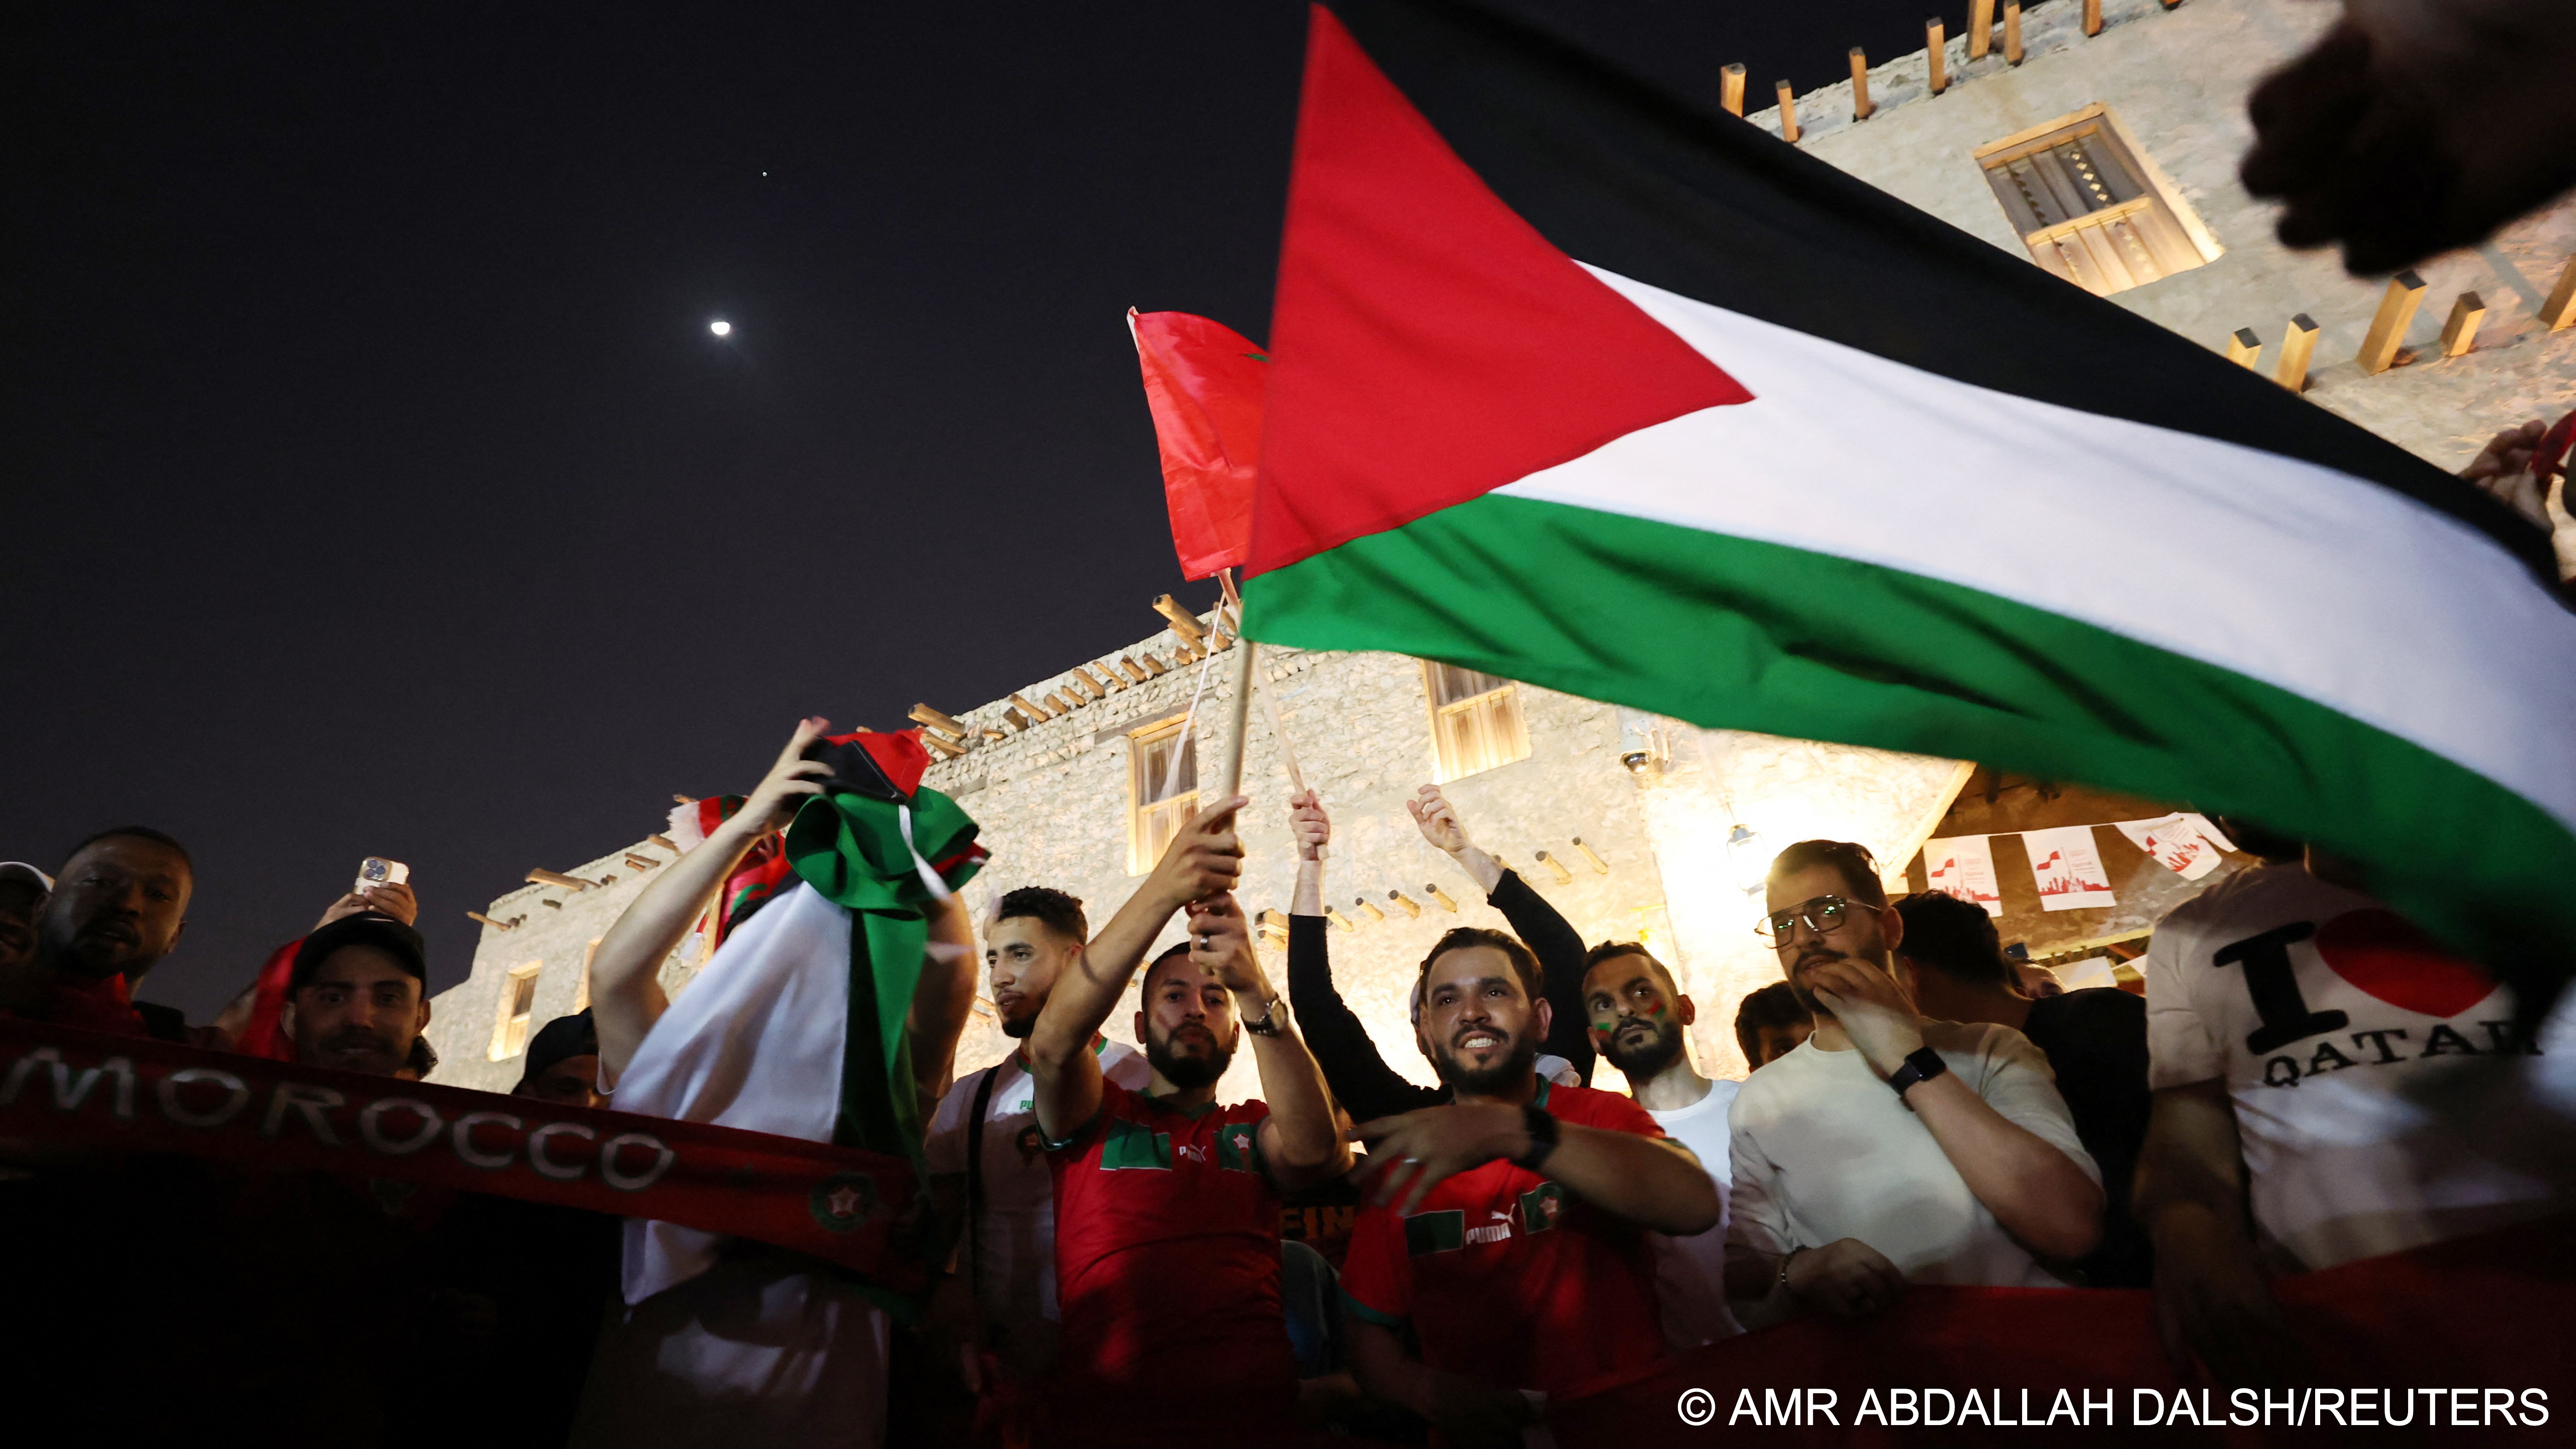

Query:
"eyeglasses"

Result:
[[1755, 895, 1861, 946]]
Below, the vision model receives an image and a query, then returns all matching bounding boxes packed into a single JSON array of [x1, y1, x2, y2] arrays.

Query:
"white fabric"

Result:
[[1502, 264, 2576, 835], [1534, 1052, 1580, 1087], [1645, 1077, 1742, 1347], [2144, 863, 2576, 1269], [611, 879, 858, 1304], [922, 1043, 1153, 1382], [1728, 1021, 2099, 1287], [570, 1253, 888, 1449]]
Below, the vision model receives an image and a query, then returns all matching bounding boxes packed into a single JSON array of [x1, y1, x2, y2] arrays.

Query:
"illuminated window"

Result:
[[488, 961, 542, 1061], [575, 939, 599, 1013], [1128, 716, 1199, 876], [1424, 662, 1531, 782], [1973, 104, 2219, 297]]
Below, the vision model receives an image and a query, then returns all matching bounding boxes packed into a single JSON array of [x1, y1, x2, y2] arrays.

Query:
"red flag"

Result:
[[1129, 307, 1266, 579]]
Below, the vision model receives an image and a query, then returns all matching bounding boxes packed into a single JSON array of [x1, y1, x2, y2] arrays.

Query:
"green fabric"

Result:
[[1099, 1117, 1176, 1171], [1403, 1208, 1467, 1257], [781, 782, 985, 1318], [1243, 492, 2576, 1005]]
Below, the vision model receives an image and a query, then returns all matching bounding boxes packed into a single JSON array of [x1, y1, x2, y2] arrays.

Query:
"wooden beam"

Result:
[[2541, 257, 2576, 331], [1926, 20, 1947, 93], [1002, 708, 1031, 730], [624, 853, 659, 871], [2003, 1, 2023, 63], [1116, 657, 1151, 684], [2223, 328, 2262, 369], [2357, 270, 2427, 375], [1137, 653, 1169, 676], [1151, 595, 1207, 646], [2083, 0, 2103, 36], [924, 735, 965, 759], [1009, 692, 1051, 721], [1426, 884, 1460, 912], [1775, 81, 1799, 143], [467, 910, 516, 931], [1571, 837, 1610, 873], [1720, 63, 1746, 117], [1848, 48, 1873, 120], [2275, 313, 2320, 391], [1070, 667, 1110, 699], [1325, 906, 1355, 932], [1388, 890, 1423, 919], [672, 793, 695, 805], [1969, 0, 1994, 59], [1354, 898, 1387, 924], [646, 834, 678, 852], [909, 703, 965, 736], [2438, 291, 2486, 358], [526, 868, 591, 892], [1533, 850, 1575, 884]]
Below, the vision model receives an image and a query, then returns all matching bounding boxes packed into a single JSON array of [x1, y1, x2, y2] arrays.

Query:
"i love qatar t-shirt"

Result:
[[2145, 864, 2576, 1270]]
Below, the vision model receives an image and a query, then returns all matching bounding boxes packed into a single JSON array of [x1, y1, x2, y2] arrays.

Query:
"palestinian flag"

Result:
[[616, 728, 985, 1307], [1239, 1, 2576, 999]]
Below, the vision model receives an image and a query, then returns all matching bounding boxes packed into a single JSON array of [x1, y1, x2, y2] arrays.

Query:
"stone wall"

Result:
[[1780, 0, 2576, 468]]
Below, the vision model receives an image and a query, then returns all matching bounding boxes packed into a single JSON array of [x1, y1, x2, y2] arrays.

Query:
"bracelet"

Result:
[[1777, 1246, 1804, 1294]]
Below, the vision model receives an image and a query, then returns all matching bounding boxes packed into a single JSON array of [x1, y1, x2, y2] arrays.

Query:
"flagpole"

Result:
[[1218, 635, 1257, 805]]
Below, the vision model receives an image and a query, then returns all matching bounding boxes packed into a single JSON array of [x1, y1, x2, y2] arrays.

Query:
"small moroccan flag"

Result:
[[1239, 1, 2576, 997]]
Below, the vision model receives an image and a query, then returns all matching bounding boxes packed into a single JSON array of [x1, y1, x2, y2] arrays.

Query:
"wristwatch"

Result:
[[1510, 1103, 1558, 1171], [1241, 994, 1289, 1038], [1886, 1046, 1949, 1104]]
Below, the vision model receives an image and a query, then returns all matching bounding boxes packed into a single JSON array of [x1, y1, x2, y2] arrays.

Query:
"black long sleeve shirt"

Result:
[[1285, 868, 1596, 1123]]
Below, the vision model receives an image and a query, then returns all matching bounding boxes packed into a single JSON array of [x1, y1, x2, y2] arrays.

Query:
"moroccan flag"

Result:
[[1130, 306, 1267, 578], [1240, 1, 2576, 998]]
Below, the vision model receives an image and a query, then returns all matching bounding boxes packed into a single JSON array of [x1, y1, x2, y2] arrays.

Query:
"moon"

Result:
[[709, 320, 732, 337]]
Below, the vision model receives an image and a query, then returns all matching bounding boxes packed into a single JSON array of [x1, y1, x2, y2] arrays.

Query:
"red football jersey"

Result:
[[1340, 1080, 1672, 1399], [1047, 1080, 1296, 1427]]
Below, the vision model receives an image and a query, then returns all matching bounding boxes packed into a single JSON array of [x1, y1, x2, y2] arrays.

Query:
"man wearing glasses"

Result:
[[1723, 840, 2104, 1325]]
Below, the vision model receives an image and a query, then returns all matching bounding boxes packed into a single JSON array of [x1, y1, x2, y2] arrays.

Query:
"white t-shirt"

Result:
[[2144, 864, 2576, 1270], [1728, 1021, 2099, 1287], [1646, 1077, 1743, 1347], [922, 1040, 1151, 1381]]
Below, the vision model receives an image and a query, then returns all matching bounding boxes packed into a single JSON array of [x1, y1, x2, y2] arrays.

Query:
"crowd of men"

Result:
[[4, 676, 2572, 1445]]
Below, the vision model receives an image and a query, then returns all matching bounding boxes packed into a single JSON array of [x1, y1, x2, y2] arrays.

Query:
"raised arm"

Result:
[[905, 893, 980, 1114], [1358, 1101, 1720, 1235], [1410, 785, 1593, 1085], [1028, 796, 1243, 1141], [1188, 893, 1350, 1190], [591, 717, 832, 1083], [1809, 959, 2103, 1261], [1286, 791, 1441, 1119]]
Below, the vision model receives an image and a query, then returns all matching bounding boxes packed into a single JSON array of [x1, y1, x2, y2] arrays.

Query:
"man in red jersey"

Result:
[[1030, 797, 1351, 1445], [1341, 927, 1721, 1449]]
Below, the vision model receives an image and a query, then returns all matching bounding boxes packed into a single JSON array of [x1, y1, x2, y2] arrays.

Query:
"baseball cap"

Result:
[[515, 1010, 600, 1089], [290, 912, 429, 992], [0, 862, 53, 895]]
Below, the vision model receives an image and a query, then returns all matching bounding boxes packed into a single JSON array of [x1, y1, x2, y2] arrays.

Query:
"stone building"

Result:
[[424, 0, 2576, 1096]]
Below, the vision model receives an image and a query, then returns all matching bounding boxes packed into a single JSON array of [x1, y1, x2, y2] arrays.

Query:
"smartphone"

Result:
[[355, 857, 412, 896]]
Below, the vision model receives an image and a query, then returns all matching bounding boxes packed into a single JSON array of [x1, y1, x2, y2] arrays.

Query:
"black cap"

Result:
[[290, 912, 430, 992], [516, 1009, 600, 1089]]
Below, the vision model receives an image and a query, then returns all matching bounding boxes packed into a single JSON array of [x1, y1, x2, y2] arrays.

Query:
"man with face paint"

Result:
[[1580, 941, 1740, 1347], [1340, 929, 1720, 1447], [1726, 840, 2102, 1328], [1029, 797, 1350, 1444]]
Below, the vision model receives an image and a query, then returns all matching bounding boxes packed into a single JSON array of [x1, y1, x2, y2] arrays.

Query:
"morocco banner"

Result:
[[0, 1016, 927, 1293], [1237, 1, 2576, 999]]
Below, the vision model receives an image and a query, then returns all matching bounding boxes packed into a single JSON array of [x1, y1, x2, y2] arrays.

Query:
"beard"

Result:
[[1146, 1023, 1233, 1089], [1432, 1025, 1540, 1096], [1786, 942, 1889, 1017], [1000, 1014, 1035, 1039], [1601, 1016, 1686, 1079]]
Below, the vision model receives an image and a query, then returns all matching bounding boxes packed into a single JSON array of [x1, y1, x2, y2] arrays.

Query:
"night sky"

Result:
[[7, 1, 1965, 1020]]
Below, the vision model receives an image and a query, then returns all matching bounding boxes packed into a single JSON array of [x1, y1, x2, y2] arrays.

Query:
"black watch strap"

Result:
[[1510, 1103, 1558, 1171], [1886, 1046, 1949, 1100]]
